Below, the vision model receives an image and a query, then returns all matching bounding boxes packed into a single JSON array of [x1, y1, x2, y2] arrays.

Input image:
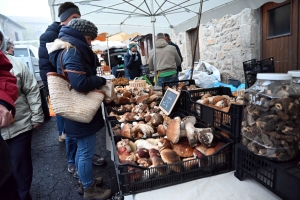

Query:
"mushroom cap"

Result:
[[196, 128, 214, 148], [193, 149, 205, 158], [160, 149, 182, 172], [118, 96, 130, 104], [145, 115, 152, 122], [206, 148, 216, 156], [136, 95, 149, 104], [137, 158, 152, 167], [158, 138, 173, 151], [180, 116, 196, 129], [166, 118, 181, 143], [173, 138, 194, 157], [195, 144, 207, 155], [149, 148, 160, 158], [183, 157, 199, 171], [151, 113, 164, 127], [136, 148, 150, 158], [157, 124, 167, 136], [201, 93, 212, 100], [121, 123, 131, 138], [214, 142, 226, 152]]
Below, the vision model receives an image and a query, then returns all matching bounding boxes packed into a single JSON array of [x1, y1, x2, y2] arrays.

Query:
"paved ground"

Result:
[[30, 117, 120, 200]]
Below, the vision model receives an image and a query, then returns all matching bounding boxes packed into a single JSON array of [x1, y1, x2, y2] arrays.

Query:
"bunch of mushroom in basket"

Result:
[[114, 115, 228, 182]]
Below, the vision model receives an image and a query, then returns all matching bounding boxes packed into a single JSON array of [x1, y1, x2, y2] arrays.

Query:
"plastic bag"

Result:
[[100, 81, 117, 104]]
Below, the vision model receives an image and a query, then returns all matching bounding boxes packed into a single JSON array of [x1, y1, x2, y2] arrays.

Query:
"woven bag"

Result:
[[47, 49, 105, 123]]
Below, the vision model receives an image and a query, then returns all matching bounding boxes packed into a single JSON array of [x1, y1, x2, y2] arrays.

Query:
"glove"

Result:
[[99, 77, 107, 86]]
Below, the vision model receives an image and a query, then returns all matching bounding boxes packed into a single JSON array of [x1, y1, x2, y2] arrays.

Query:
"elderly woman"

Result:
[[47, 19, 111, 200], [124, 43, 142, 80], [1, 31, 44, 200]]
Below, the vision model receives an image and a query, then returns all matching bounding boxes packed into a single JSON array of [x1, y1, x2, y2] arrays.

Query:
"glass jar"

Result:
[[242, 73, 299, 161], [288, 70, 300, 93]]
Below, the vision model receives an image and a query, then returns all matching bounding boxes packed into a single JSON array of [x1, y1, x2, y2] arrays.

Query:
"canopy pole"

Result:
[[151, 0, 158, 87], [106, 35, 111, 70], [190, 0, 204, 80]]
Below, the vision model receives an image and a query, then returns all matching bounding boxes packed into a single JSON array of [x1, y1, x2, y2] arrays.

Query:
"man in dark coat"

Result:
[[164, 33, 183, 72], [124, 43, 142, 80]]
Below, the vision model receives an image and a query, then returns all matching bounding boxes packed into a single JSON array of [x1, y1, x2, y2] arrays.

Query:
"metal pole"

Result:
[[151, 0, 158, 87], [106, 36, 111, 69], [190, 0, 204, 80]]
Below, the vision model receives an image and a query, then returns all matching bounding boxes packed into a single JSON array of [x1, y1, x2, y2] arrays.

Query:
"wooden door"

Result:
[[261, 0, 299, 72]]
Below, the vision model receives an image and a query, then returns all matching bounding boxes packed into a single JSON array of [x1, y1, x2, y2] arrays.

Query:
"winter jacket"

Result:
[[48, 26, 106, 138], [1, 54, 44, 140], [38, 22, 61, 95], [124, 50, 142, 79], [0, 48, 18, 187], [149, 39, 181, 73], [169, 41, 183, 72]]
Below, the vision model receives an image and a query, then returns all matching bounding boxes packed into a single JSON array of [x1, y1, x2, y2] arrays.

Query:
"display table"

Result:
[[123, 171, 281, 200], [100, 75, 115, 80]]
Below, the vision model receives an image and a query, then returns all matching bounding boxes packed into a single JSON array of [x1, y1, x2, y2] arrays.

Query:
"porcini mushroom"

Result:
[[180, 116, 196, 129], [185, 121, 198, 147], [173, 138, 194, 157], [196, 128, 214, 148], [160, 149, 182, 172], [166, 117, 181, 143]]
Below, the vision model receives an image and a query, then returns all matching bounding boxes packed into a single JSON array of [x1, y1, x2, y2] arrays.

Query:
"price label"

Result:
[[249, 93, 262, 106]]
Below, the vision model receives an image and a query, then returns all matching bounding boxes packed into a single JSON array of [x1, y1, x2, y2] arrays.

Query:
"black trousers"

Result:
[[6, 130, 33, 200], [0, 174, 21, 200]]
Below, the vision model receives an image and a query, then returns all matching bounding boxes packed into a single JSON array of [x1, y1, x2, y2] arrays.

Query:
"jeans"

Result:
[[75, 133, 96, 189], [56, 115, 64, 136], [157, 74, 179, 86], [111, 65, 118, 77], [65, 135, 77, 167], [6, 130, 33, 200]]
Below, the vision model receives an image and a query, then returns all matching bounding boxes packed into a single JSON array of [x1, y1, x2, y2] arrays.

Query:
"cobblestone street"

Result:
[[30, 117, 119, 200]]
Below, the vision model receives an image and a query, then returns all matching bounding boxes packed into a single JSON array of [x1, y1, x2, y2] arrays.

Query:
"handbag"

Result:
[[47, 49, 105, 123]]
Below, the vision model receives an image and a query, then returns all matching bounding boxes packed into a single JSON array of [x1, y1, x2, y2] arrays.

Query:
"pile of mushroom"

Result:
[[163, 82, 198, 93], [242, 91, 300, 161], [113, 86, 162, 105], [195, 94, 243, 113], [115, 115, 228, 182]]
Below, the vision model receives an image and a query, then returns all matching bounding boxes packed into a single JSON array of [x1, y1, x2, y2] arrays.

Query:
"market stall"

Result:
[[101, 77, 300, 200]]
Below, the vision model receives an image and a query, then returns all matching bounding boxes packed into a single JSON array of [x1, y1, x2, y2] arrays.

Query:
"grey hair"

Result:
[[156, 33, 165, 40], [5, 38, 14, 51]]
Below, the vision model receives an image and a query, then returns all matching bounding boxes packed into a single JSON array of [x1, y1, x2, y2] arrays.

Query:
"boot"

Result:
[[78, 177, 103, 195], [83, 181, 111, 200]]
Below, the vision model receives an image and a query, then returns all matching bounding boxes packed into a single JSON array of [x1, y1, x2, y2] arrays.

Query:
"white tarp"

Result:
[[91, 40, 127, 51]]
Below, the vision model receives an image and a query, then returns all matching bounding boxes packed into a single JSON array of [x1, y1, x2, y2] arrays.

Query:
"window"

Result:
[[188, 28, 200, 62], [15, 32, 19, 41], [268, 3, 291, 38], [14, 48, 28, 57]]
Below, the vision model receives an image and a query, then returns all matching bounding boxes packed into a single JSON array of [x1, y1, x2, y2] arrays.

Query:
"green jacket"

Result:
[[148, 39, 181, 73], [1, 54, 44, 140]]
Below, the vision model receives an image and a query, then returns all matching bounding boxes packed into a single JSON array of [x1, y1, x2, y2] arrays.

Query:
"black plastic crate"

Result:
[[234, 144, 300, 200], [110, 123, 234, 195], [257, 57, 275, 73], [186, 87, 244, 139], [162, 80, 196, 115], [243, 59, 259, 72]]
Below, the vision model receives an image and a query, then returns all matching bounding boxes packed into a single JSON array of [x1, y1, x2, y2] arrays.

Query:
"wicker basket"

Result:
[[47, 73, 104, 123], [129, 78, 146, 88]]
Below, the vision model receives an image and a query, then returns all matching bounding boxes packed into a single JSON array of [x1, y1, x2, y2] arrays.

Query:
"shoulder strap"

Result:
[[59, 48, 86, 81]]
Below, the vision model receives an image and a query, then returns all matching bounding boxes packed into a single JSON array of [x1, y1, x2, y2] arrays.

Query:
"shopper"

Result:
[[38, 1, 80, 177], [1, 35, 44, 200], [124, 43, 142, 80], [47, 18, 111, 199], [164, 33, 183, 73], [149, 33, 181, 86], [104, 52, 119, 77], [6, 39, 14, 56], [0, 29, 20, 200]]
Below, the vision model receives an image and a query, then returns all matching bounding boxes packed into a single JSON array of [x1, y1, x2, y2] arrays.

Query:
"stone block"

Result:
[[223, 44, 232, 51], [218, 52, 226, 60], [207, 38, 215, 45]]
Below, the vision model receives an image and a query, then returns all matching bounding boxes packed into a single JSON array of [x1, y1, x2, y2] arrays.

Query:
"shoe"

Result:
[[78, 177, 103, 195], [83, 181, 111, 200], [73, 170, 79, 179], [68, 165, 76, 174], [61, 133, 66, 139], [92, 154, 106, 166], [58, 136, 65, 142]]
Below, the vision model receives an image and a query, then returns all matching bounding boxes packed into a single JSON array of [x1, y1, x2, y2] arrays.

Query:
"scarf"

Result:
[[58, 26, 96, 66]]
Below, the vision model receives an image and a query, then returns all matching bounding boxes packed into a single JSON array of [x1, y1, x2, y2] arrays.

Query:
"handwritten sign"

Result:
[[159, 88, 180, 115]]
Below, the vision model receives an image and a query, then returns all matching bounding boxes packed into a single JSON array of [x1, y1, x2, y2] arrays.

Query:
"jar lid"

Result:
[[257, 73, 292, 80], [288, 70, 300, 77]]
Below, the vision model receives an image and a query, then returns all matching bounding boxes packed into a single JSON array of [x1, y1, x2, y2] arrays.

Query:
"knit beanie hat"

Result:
[[67, 19, 98, 40], [59, 7, 81, 22], [128, 43, 137, 50]]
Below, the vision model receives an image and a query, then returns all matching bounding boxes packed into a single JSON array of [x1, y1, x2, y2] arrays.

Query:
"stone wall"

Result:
[[0, 18, 24, 41], [173, 8, 261, 83]]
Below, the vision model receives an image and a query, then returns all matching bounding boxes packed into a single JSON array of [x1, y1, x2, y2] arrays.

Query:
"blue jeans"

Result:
[[111, 65, 118, 77], [75, 133, 96, 189], [65, 135, 77, 167], [56, 115, 64, 136], [157, 74, 179, 86]]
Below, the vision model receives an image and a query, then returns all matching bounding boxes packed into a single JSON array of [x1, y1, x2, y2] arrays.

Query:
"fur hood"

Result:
[[46, 39, 74, 54]]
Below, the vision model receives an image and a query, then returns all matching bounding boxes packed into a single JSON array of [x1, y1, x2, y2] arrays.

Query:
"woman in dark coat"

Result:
[[123, 43, 142, 80], [47, 19, 110, 200]]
